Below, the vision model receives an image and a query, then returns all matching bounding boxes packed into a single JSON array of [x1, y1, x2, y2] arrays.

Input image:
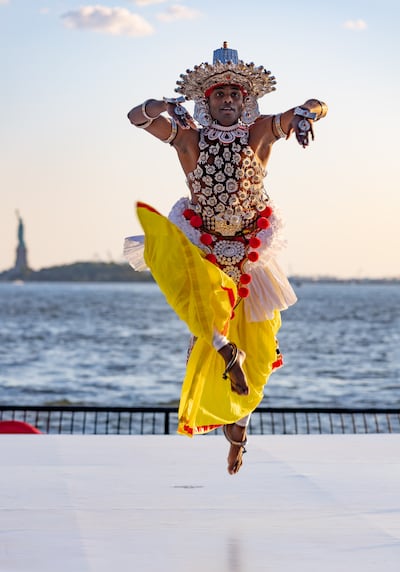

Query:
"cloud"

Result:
[[0, 0, 9, 5], [61, 5, 154, 36], [157, 4, 202, 22], [343, 19, 367, 31], [134, 0, 166, 5]]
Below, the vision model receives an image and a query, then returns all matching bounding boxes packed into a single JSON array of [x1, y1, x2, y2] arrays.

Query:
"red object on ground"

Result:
[[0, 420, 42, 434]]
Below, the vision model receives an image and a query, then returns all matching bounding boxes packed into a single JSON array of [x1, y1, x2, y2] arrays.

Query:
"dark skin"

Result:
[[127, 86, 325, 194], [128, 86, 326, 387], [128, 86, 327, 474]]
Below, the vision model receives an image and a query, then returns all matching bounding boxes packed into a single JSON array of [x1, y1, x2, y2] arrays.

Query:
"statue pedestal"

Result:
[[15, 244, 28, 273]]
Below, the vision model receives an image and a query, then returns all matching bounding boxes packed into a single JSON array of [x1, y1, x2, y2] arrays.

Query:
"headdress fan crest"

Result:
[[175, 42, 277, 101]]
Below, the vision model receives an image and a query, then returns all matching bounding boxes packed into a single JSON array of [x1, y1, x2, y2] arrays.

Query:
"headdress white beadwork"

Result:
[[175, 42, 276, 126]]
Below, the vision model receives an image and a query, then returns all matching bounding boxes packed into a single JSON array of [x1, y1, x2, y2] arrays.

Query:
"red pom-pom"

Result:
[[257, 217, 270, 229], [238, 287, 250, 298], [205, 253, 217, 264], [200, 233, 213, 246], [190, 215, 203, 228], [248, 251, 259, 262], [260, 206, 273, 218], [183, 208, 195, 220], [249, 236, 261, 249], [239, 273, 252, 285]]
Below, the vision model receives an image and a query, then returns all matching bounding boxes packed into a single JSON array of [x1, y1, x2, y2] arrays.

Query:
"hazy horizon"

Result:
[[2, 217, 399, 281]]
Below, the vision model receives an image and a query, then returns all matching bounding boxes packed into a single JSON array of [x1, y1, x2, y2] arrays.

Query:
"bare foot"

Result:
[[223, 423, 247, 475], [219, 343, 249, 396]]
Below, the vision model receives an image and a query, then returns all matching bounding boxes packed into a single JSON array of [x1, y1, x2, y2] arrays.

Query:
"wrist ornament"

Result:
[[163, 95, 187, 117], [297, 118, 311, 136], [163, 96, 185, 105], [294, 107, 317, 120]]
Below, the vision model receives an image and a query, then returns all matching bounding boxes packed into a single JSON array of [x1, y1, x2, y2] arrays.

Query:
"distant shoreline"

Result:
[[0, 261, 398, 284], [0, 261, 153, 283]]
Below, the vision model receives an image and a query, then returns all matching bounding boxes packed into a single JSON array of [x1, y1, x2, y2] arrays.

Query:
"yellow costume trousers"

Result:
[[137, 202, 281, 437]]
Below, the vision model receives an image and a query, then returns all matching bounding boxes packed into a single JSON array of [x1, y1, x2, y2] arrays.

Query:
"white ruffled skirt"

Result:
[[124, 197, 297, 322]]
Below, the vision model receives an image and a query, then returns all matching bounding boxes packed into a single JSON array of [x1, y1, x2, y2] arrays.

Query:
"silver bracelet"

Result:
[[141, 99, 157, 122], [162, 117, 178, 144], [294, 106, 317, 120], [163, 96, 185, 105], [273, 113, 287, 139]]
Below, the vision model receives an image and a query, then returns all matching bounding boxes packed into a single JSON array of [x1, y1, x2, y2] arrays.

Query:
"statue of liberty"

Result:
[[16, 210, 25, 248], [13, 210, 29, 275]]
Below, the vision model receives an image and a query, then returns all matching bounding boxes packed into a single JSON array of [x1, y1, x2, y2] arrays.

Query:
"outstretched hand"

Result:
[[293, 116, 315, 148], [166, 102, 196, 130]]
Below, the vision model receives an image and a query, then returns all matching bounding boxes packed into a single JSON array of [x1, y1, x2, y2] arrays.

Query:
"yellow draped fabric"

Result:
[[137, 202, 281, 437]]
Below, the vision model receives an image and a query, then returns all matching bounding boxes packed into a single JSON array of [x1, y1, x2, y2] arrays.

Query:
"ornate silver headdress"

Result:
[[175, 42, 276, 126]]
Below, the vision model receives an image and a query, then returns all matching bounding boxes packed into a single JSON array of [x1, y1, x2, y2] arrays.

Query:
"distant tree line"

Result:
[[0, 262, 154, 282]]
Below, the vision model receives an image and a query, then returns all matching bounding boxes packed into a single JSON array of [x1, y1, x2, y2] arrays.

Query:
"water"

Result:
[[0, 281, 399, 408]]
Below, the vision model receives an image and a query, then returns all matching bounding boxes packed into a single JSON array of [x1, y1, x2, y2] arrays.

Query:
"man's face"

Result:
[[207, 85, 244, 126]]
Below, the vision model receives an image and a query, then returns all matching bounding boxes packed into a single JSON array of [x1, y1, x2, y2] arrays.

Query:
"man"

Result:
[[125, 43, 327, 474]]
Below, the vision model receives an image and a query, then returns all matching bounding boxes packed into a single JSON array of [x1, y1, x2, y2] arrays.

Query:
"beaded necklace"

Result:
[[204, 122, 249, 144]]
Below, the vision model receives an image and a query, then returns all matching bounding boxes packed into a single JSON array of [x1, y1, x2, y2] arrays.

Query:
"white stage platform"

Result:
[[1, 434, 399, 571]]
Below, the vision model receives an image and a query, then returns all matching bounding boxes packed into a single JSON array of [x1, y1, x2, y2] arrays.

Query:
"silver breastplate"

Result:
[[187, 124, 269, 236]]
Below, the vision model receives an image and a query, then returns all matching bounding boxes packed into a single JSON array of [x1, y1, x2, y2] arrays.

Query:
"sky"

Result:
[[1, 0, 399, 279]]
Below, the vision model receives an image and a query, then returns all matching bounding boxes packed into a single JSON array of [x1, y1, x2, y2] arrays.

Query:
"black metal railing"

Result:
[[0, 405, 399, 435]]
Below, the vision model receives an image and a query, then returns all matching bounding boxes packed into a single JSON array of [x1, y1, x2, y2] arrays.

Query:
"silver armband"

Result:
[[135, 118, 153, 129], [162, 117, 178, 144], [273, 113, 287, 139], [141, 99, 158, 123]]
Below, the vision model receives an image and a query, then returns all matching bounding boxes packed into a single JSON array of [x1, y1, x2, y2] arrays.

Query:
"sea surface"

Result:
[[0, 281, 399, 409]]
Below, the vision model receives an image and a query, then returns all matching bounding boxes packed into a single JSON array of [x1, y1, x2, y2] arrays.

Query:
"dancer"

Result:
[[125, 42, 327, 474]]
